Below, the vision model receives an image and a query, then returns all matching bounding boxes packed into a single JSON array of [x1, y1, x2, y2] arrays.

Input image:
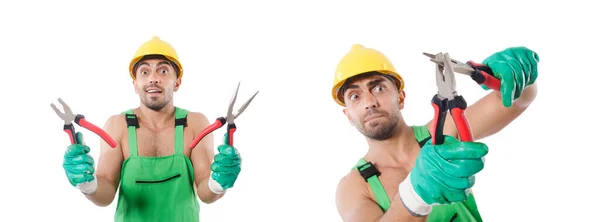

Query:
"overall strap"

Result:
[[411, 125, 432, 148], [174, 107, 189, 155], [354, 158, 391, 212], [122, 109, 140, 157], [353, 126, 434, 212]]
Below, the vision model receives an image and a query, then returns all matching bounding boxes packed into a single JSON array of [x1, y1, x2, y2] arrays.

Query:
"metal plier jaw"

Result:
[[424, 52, 501, 91], [426, 52, 474, 145], [189, 81, 259, 149], [51, 98, 79, 144], [226, 82, 259, 126], [50, 98, 117, 148], [433, 52, 459, 101], [224, 81, 259, 145]]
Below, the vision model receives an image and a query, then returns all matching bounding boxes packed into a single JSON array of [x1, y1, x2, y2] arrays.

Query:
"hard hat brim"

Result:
[[332, 71, 404, 106], [129, 54, 184, 80]]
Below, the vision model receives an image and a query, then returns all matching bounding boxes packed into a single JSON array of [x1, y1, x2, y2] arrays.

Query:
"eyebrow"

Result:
[[345, 78, 386, 91]]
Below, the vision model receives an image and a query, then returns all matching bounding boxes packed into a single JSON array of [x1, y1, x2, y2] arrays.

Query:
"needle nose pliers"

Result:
[[189, 82, 258, 149]]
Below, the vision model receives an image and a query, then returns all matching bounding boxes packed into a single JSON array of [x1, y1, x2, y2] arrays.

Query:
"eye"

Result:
[[160, 69, 169, 74], [141, 70, 148, 75], [350, 94, 359, 100], [374, 85, 385, 92]]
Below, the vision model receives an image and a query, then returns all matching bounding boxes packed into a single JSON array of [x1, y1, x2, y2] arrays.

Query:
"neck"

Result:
[[137, 103, 176, 129], [364, 122, 419, 167]]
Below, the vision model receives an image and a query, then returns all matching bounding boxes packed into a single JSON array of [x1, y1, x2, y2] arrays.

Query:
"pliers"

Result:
[[426, 52, 474, 144], [423, 52, 501, 91], [51, 98, 117, 148], [189, 82, 258, 149]]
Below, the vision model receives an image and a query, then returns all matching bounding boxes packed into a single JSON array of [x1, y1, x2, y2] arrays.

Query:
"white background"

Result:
[[0, 0, 598, 221]]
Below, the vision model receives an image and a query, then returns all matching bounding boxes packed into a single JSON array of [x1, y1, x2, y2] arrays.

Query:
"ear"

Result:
[[397, 90, 406, 109], [173, 78, 182, 92], [133, 80, 140, 94], [342, 108, 353, 126]]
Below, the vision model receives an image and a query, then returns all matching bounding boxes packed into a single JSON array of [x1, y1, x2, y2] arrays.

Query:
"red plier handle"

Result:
[[189, 117, 226, 149], [74, 114, 118, 148], [431, 95, 474, 144], [431, 96, 448, 145], [466, 61, 501, 91], [448, 95, 474, 143], [63, 123, 79, 145], [188, 118, 237, 148], [227, 123, 236, 146]]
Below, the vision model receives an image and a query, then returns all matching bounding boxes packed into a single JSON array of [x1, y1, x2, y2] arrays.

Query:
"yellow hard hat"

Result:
[[331, 44, 405, 106], [129, 36, 183, 80]]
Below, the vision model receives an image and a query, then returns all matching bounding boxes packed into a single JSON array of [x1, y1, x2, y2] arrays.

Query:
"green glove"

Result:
[[63, 132, 98, 194], [482, 46, 539, 107], [208, 132, 242, 194], [398, 136, 488, 216]]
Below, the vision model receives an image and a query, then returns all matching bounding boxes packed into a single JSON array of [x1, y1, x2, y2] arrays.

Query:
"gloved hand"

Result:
[[63, 132, 98, 194], [208, 132, 242, 194], [398, 136, 488, 217], [481, 46, 539, 107]]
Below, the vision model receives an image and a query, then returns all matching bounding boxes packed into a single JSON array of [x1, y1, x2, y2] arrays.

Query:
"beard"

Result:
[[140, 85, 173, 111], [355, 109, 400, 141], [142, 95, 171, 111]]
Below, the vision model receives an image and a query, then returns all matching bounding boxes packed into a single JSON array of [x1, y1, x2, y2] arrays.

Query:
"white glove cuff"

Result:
[[77, 176, 98, 195], [398, 172, 433, 217], [208, 177, 225, 195]]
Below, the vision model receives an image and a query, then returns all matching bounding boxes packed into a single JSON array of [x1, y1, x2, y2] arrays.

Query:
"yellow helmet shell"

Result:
[[332, 44, 405, 106], [129, 36, 183, 80]]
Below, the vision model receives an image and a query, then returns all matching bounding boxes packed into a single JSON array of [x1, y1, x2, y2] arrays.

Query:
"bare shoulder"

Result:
[[103, 114, 128, 140], [105, 113, 127, 126], [336, 170, 372, 215], [337, 170, 367, 199], [185, 111, 211, 130]]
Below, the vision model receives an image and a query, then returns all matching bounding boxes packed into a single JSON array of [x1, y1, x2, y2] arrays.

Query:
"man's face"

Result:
[[342, 74, 405, 141], [133, 58, 181, 111]]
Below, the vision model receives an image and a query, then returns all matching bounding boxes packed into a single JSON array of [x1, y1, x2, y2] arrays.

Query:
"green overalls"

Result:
[[354, 125, 483, 222], [114, 107, 200, 222]]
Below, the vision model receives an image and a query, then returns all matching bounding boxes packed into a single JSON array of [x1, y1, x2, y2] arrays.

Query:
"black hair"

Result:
[[339, 71, 401, 102], [133, 54, 180, 77]]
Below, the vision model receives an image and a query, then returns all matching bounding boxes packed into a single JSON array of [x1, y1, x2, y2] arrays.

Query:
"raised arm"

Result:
[[188, 112, 224, 204], [426, 46, 539, 140], [84, 114, 125, 206], [428, 84, 537, 140]]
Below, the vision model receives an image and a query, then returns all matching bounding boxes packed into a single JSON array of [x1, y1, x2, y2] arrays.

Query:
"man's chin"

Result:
[[360, 124, 397, 141], [145, 104, 166, 111], [365, 131, 394, 141], [142, 99, 168, 111]]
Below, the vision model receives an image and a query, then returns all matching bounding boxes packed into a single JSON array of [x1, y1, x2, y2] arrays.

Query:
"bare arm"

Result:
[[426, 83, 538, 140], [84, 114, 124, 207], [188, 112, 224, 204], [336, 173, 427, 222]]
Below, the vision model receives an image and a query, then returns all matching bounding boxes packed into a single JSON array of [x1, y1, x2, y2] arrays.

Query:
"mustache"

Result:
[[144, 84, 163, 91], [363, 109, 386, 119]]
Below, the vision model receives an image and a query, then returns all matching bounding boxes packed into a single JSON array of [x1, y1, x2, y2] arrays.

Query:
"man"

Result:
[[333, 44, 538, 221], [61, 36, 242, 221]]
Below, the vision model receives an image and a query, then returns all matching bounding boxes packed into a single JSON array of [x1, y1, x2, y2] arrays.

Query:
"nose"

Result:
[[148, 71, 160, 84], [362, 92, 378, 110]]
